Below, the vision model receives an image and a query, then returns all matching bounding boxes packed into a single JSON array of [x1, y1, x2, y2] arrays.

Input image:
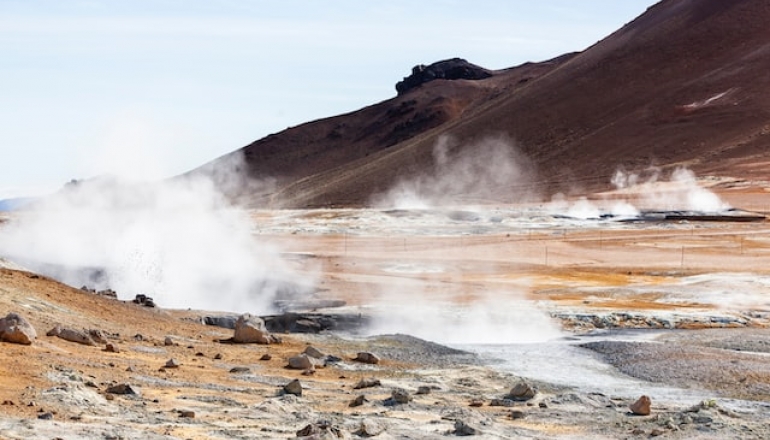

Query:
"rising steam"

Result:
[[373, 135, 538, 209], [0, 154, 310, 313]]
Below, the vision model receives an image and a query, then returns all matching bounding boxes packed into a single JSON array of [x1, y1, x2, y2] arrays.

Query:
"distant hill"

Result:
[[190, 0, 770, 208]]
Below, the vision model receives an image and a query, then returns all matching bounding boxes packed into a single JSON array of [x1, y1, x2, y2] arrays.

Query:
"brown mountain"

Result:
[[192, 0, 770, 208]]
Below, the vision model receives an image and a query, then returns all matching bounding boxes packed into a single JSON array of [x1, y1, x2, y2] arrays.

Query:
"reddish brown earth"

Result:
[[191, 0, 770, 209]]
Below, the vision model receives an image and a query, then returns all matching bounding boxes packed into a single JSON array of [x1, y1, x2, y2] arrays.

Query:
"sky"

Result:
[[0, 0, 657, 199]]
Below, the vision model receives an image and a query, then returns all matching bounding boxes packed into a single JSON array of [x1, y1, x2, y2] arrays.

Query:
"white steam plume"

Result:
[[613, 167, 730, 212], [0, 153, 310, 313], [373, 134, 537, 209], [366, 281, 561, 344]]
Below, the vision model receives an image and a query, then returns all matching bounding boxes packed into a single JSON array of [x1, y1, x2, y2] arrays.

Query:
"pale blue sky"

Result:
[[0, 0, 657, 198]]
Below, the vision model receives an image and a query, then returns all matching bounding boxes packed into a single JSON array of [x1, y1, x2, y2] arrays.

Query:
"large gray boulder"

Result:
[[46, 325, 97, 346], [0, 313, 37, 345], [232, 314, 275, 344]]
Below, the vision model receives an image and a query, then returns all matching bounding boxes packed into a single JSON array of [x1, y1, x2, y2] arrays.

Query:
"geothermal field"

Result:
[[1, 172, 770, 439]]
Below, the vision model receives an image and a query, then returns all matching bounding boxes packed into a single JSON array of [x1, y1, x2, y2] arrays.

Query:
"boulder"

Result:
[[106, 384, 136, 395], [630, 395, 652, 416], [353, 352, 380, 364], [283, 379, 302, 396], [390, 389, 412, 405], [358, 418, 384, 437], [349, 394, 367, 407], [353, 378, 381, 390], [303, 345, 325, 359], [287, 354, 315, 370], [509, 382, 536, 401], [233, 314, 275, 344], [46, 326, 96, 346], [453, 419, 480, 436], [0, 313, 36, 345]]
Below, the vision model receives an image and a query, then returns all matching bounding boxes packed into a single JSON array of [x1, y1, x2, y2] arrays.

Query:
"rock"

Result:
[[164, 336, 174, 346], [106, 384, 136, 395], [509, 382, 536, 401], [47, 326, 96, 346], [104, 343, 120, 353], [0, 313, 36, 345], [37, 412, 54, 420], [133, 294, 155, 307], [213, 353, 223, 360], [303, 345, 325, 359], [349, 394, 367, 407], [353, 352, 380, 364], [453, 419, 480, 436], [358, 418, 384, 437], [283, 379, 303, 396], [260, 353, 272, 361], [179, 410, 195, 418], [510, 410, 526, 419], [396, 58, 493, 95], [353, 378, 381, 390], [490, 398, 515, 407], [468, 399, 484, 407], [296, 420, 346, 439], [650, 428, 665, 436], [229, 367, 250, 373], [232, 314, 276, 344], [203, 315, 238, 329], [287, 354, 315, 370], [164, 359, 180, 369], [390, 389, 412, 404], [416, 385, 432, 395], [630, 395, 651, 416], [88, 329, 108, 344]]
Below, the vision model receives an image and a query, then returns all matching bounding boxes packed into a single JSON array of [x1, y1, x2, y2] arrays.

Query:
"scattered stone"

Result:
[[631, 428, 646, 435], [0, 313, 36, 345], [353, 378, 381, 390], [349, 395, 367, 407], [287, 354, 315, 370], [88, 329, 108, 344], [133, 334, 144, 341], [37, 412, 54, 420], [126, 366, 135, 372], [231, 314, 279, 344], [390, 389, 412, 405], [229, 367, 251, 374], [416, 385, 432, 395], [283, 379, 303, 396], [358, 418, 385, 437], [106, 384, 136, 395], [630, 395, 652, 416], [468, 399, 484, 407], [301, 369, 315, 376], [353, 352, 380, 364], [296, 420, 346, 438], [104, 343, 120, 353], [510, 410, 526, 420], [260, 353, 272, 361], [303, 345, 325, 359], [164, 359, 180, 369], [84, 381, 98, 388], [2, 400, 14, 405], [650, 428, 665, 436], [203, 315, 238, 329], [179, 410, 195, 418], [133, 294, 156, 307], [164, 336, 174, 346], [538, 401, 548, 409], [453, 419, 480, 436], [47, 325, 96, 346], [214, 353, 223, 360], [509, 382, 536, 401], [490, 398, 515, 407]]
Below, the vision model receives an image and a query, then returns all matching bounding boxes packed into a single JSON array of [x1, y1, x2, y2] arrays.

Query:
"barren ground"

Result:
[[1, 184, 770, 439]]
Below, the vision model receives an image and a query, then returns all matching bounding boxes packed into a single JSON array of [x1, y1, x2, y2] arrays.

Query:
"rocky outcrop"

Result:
[[396, 58, 493, 95], [232, 314, 280, 344], [46, 325, 98, 346], [0, 313, 36, 345]]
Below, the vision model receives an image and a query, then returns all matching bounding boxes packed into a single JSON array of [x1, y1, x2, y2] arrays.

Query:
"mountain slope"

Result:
[[194, 0, 770, 208]]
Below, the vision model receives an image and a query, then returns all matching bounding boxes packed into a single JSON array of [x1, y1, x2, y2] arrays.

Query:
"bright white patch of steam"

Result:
[[366, 285, 562, 344], [373, 135, 537, 209], [615, 167, 730, 212], [0, 159, 309, 313]]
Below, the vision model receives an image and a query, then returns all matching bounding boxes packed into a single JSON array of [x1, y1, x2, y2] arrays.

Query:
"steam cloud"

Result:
[[0, 154, 309, 313], [373, 135, 538, 209], [548, 166, 729, 218], [366, 281, 562, 344]]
